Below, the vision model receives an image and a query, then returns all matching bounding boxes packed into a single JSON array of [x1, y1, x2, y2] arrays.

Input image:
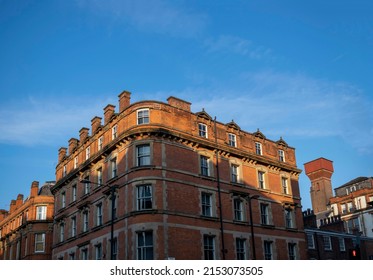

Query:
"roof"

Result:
[[336, 176, 371, 189]]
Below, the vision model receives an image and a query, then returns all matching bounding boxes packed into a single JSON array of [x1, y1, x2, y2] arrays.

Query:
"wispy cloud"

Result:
[[0, 94, 116, 146], [204, 35, 273, 60], [151, 70, 372, 155], [75, 0, 208, 37]]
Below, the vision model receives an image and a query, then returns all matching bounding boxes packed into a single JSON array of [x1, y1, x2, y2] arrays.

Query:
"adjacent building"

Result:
[[304, 158, 373, 238], [51, 91, 307, 260], [303, 209, 373, 260], [0, 181, 55, 260]]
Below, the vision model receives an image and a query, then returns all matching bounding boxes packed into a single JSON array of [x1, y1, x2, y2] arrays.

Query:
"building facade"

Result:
[[303, 209, 373, 260], [304, 158, 373, 238], [51, 91, 306, 260], [0, 181, 55, 260]]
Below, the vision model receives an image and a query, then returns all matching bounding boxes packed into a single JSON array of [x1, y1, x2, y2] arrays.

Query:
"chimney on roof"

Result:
[[9, 200, 16, 214], [68, 138, 79, 154], [30, 181, 39, 198], [79, 127, 89, 143], [167, 96, 191, 111], [118, 90, 131, 113], [91, 116, 102, 134], [104, 104, 116, 124], [58, 147, 67, 163], [16, 194, 23, 208]]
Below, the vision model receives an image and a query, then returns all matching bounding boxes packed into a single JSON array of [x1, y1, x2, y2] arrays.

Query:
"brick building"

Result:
[[0, 181, 55, 260], [51, 91, 306, 260], [304, 158, 373, 238], [303, 209, 373, 260]]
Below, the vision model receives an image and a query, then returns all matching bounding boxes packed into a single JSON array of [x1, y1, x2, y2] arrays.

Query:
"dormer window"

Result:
[[228, 133, 236, 147], [278, 150, 285, 162], [255, 142, 262, 155], [198, 123, 208, 138]]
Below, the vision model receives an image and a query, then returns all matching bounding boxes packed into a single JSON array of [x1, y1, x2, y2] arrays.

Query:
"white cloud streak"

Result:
[[204, 35, 273, 60], [1, 71, 371, 156], [0, 95, 116, 146], [150, 70, 373, 155]]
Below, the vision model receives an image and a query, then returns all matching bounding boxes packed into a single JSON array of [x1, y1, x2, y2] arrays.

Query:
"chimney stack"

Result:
[[30, 181, 39, 198], [118, 90, 131, 112], [79, 127, 89, 143], [91, 116, 102, 134], [68, 138, 79, 154], [104, 104, 116, 124], [58, 147, 67, 163]]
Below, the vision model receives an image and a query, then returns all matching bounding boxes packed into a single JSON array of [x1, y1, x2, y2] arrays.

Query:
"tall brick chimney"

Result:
[[16, 194, 23, 208], [9, 200, 16, 214], [91, 116, 102, 134], [79, 127, 89, 143], [30, 181, 39, 198], [118, 90, 131, 113], [104, 104, 116, 124], [68, 138, 79, 154], [58, 147, 67, 163], [304, 158, 334, 214]]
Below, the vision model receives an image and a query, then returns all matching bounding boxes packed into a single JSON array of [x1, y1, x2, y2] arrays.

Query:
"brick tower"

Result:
[[304, 158, 334, 214]]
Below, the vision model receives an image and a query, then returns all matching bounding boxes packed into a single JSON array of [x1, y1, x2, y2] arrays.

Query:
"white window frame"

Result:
[[74, 156, 78, 169], [258, 171, 265, 189], [111, 158, 117, 178], [234, 198, 244, 221], [36, 206, 47, 220], [112, 124, 118, 140], [61, 192, 66, 208], [278, 149, 285, 162], [306, 233, 315, 249], [260, 203, 269, 225], [60, 223, 65, 242], [282, 177, 289, 194], [255, 142, 262, 155], [97, 167, 103, 186], [137, 231, 154, 260], [236, 238, 247, 260], [98, 136, 103, 151], [71, 217, 77, 237], [96, 204, 103, 226], [323, 235, 332, 251], [72, 185, 77, 202], [203, 235, 215, 260], [83, 211, 89, 232], [200, 155, 210, 176], [137, 185, 153, 211], [34, 233, 45, 253], [285, 208, 294, 228], [228, 133, 236, 147], [84, 176, 90, 195], [198, 123, 208, 138], [136, 144, 151, 166], [202, 192, 213, 217], [137, 108, 150, 125], [231, 164, 239, 183], [85, 146, 90, 160]]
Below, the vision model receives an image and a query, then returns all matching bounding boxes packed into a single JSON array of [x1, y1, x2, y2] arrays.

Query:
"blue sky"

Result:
[[0, 0, 372, 211]]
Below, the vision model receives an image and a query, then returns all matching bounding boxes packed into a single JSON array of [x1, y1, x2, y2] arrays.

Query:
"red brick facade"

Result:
[[51, 91, 306, 260], [0, 181, 55, 260]]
